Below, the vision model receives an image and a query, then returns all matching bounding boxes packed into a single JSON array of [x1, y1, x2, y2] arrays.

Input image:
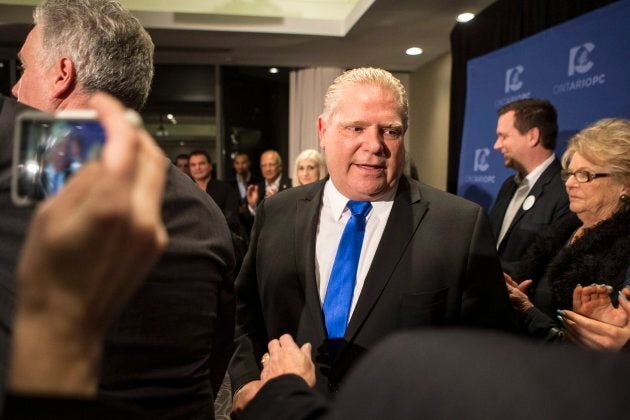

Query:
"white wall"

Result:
[[408, 52, 452, 191]]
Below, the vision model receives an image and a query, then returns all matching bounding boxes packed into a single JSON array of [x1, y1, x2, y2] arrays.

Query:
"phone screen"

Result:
[[13, 114, 105, 204]]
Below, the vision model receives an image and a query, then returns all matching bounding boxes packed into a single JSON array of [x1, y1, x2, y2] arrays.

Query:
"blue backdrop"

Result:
[[457, 0, 630, 210]]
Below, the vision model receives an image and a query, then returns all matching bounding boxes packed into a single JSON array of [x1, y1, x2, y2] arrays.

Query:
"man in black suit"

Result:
[[490, 99, 569, 277], [1, 1, 235, 418], [230, 68, 515, 412], [189, 149, 241, 232], [228, 151, 259, 202]]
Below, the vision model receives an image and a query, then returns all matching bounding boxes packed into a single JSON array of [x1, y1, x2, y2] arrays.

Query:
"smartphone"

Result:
[[12, 110, 105, 206]]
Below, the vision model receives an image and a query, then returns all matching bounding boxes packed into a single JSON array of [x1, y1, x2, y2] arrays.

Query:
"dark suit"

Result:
[[254, 176, 292, 205], [0, 95, 236, 419], [205, 177, 242, 233], [239, 176, 292, 237], [227, 173, 260, 202], [240, 330, 630, 420], [489, 159, 569, 277], [230, 176, 515, 398]]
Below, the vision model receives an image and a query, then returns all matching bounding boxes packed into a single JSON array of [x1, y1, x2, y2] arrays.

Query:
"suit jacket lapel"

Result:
[[506, 159, 561, 233], [343, 177, 428, 341], [295, 180, 327, 343], [490, 178, 517, 236]]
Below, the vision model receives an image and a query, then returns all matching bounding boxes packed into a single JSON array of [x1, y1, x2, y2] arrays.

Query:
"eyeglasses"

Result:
[[561, 169, 611, 183]]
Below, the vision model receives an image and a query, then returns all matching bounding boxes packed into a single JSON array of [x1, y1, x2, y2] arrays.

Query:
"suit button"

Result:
[[328, 381, 339, 393]]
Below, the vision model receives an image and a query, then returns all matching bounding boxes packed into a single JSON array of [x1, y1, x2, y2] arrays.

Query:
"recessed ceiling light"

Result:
[[406, 47, 423, 56], [269, 67, 279, 74], [457, 12, 475, 23]]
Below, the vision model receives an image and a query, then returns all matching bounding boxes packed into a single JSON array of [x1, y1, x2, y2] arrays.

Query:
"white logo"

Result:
[[474, 148, 490, 172], [505, 65, 524, 93], [568, 43, 595, 76]]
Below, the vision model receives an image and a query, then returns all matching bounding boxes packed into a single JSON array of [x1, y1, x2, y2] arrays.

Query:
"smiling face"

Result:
[[297, 158, 320, 185], [494, 110, 530, 173], [565, 152, 628, 227], [318, 83, 405, 201]]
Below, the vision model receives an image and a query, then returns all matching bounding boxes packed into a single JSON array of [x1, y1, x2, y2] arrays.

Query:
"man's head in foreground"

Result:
[[13, 0, 154, 112]]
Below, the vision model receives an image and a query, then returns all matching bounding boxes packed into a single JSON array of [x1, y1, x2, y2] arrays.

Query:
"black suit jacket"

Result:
[[0, 95, 236, 419], [255, 176, 292, 205], [489, 159, 570, 277], [227, 173, 260, 202], [230, 176, 515, 398], [241, 330, 630, 420], [239, 176, 292, 237]]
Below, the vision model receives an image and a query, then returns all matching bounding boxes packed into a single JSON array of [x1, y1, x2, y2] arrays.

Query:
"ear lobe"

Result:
[[51, 57, 76, 99]]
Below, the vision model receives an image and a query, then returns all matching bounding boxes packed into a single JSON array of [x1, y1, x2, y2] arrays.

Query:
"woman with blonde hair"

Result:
[[292, 149, 327, 187], [506, 118, 630, 346]]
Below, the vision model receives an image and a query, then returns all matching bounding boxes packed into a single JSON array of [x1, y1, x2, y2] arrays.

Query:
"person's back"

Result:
[[99, 164, 235, 418]]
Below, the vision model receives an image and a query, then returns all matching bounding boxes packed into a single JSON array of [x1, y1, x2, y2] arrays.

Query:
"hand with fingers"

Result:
[[246, 184, 259, 209], [559, 287, 630, 351], [260, 334, 316, 388], [572, 283, 628, 327], [503, 273, 534, 317]]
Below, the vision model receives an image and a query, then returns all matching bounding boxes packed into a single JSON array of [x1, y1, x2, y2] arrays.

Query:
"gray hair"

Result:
[[322, 67, 408, 130], [34, 0, 154, 111]]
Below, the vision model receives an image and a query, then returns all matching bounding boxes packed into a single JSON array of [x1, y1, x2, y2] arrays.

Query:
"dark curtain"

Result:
[[448, 0, 619, 193]]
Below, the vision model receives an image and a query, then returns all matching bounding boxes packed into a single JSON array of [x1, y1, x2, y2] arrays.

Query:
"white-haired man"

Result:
[[230, 67, 515, 412]]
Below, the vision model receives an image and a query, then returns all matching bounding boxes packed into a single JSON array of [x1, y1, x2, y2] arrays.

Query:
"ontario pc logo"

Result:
[[504, 65, 524, 93], [568, 42, 595, 76]]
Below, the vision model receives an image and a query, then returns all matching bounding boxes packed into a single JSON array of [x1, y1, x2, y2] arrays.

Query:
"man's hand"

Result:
[[9, 92, 168, 397], [572, 284, 628, 327], [246, 184, 259, 208], [260, 334, 316, 387]]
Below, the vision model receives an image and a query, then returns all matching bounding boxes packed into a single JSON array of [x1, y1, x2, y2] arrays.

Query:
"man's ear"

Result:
[[527, 126, 541, 147], [51, 57, 76, 99], [317, 116, 327, 150]]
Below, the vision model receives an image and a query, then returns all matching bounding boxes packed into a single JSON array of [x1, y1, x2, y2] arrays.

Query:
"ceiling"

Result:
[[0, 0, 496, 72]]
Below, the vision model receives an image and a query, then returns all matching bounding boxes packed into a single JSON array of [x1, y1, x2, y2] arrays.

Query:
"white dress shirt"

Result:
[[315, 180, 395, 317]]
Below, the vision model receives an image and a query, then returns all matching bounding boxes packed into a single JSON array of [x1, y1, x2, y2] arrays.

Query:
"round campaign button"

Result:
[[522, 195, 535, 211]]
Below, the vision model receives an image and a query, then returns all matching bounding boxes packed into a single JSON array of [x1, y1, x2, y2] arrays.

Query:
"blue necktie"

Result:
[[323, 200, 372, 339]]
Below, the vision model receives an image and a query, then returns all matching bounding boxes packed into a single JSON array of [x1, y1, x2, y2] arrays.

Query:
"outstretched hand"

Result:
[[260, 334, 316, 388]]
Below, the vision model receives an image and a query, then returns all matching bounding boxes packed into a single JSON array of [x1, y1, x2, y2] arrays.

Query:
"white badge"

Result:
[[522, 195, 535, 211]]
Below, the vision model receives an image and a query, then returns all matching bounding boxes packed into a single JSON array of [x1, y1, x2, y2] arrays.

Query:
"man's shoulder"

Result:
[[262, 180, 321, 208], [410, 178, 481, 214]]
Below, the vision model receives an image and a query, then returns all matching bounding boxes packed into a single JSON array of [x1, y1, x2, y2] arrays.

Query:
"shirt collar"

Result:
[[324, 179, 397, 221], [523, 153, 555, 186]]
